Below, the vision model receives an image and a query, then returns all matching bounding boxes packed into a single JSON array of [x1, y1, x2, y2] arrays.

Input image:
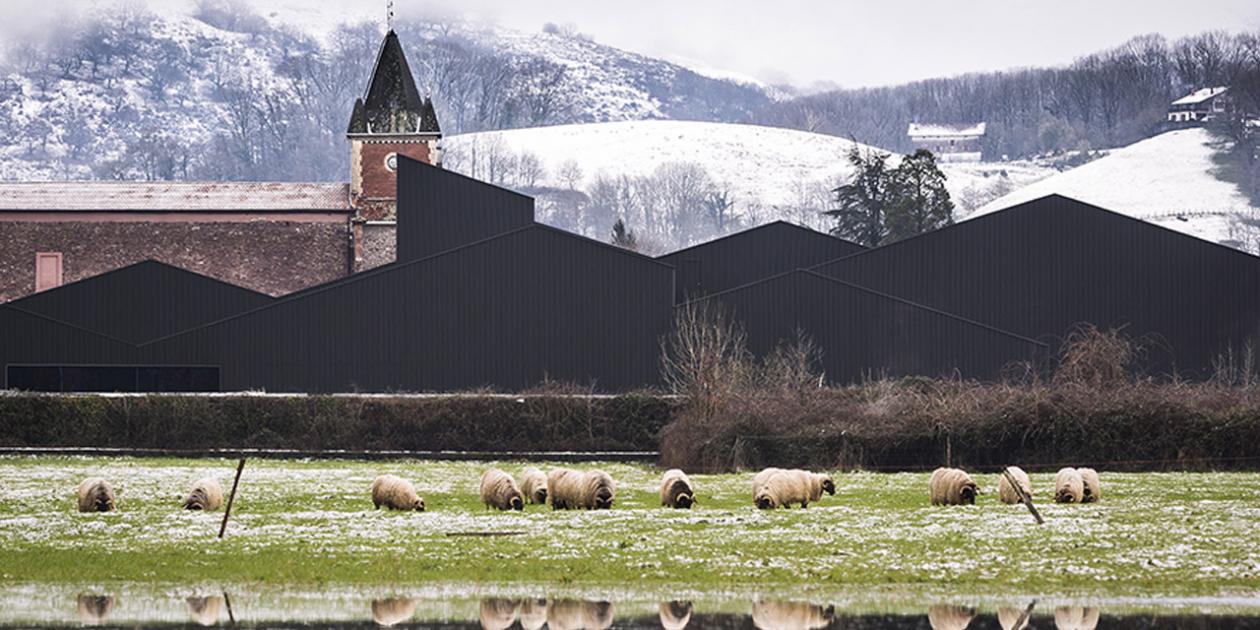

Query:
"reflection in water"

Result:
[[928, 604, 977, 630], [479, 598, 521, 630], [186, 595, 224, 626], [997, 606, 1032, 630], [75, 593, 114, 626], [519, 598, 548, 630], [1055, 606, 1101, 630], [547, 598, 615, 630], [752, 600, 834, 630], [659, 600, 692, 630], [371, 597, 417, 627]]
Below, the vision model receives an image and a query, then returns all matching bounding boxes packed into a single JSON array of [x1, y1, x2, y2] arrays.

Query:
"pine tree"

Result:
[[884, 149, 955, 244], [824, 145, 894, 247], [610, 218, 638, 251]]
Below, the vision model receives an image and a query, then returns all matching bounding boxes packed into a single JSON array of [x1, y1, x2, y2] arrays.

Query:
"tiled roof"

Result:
[[0, 182, 352, 211], [1171, 86, 1228, 106], [908, 123, 987, 138]]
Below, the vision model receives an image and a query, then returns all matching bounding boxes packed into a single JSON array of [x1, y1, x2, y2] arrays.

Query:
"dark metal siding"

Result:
[[657, 221, 866, 303], [813, 195, 1260, 378], [395, 156, 535, 262]]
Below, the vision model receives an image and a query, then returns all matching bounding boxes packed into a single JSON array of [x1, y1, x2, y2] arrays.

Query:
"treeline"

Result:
[[758, 31, 1260, 158]]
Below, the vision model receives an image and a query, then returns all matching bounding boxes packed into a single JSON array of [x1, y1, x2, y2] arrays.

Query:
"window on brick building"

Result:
[[35, 252, 63, 292]]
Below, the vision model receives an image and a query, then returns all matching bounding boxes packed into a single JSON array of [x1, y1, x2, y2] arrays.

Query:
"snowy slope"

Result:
[[972, 129, 1258, 247]]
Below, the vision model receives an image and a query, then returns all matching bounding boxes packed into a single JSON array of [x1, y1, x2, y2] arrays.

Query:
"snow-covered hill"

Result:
[[972, 129, 1259, 250]]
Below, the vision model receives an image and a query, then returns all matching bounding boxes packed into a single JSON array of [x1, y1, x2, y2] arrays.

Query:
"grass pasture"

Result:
[[0, 456, 1258, 598]]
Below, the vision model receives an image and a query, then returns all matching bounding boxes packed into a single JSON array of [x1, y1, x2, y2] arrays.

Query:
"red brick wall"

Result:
[[356, 141, 433, 220], [0, 220, 350, 303]]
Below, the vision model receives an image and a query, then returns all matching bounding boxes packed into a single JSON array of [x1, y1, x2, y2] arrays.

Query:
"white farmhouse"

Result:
[[907, 123, 986, 162]]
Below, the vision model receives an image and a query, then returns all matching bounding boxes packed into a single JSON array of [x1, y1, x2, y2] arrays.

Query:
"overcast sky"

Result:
[[15, 0, 1260, 88]]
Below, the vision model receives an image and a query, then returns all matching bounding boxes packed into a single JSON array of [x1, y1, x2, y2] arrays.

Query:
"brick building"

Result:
[[0, 30, 437, 303]]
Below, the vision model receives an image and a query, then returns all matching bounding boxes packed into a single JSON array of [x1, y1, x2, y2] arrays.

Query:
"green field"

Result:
[[0, 456, 1258, 599]]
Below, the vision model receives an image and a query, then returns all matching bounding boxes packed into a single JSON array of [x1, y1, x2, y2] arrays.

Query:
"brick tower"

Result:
[[346, 30, 441, 221]]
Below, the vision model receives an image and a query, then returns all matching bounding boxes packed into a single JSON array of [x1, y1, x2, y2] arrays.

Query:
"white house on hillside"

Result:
[[1167, 87, 1231, 123], [907, 123, 986, 162]]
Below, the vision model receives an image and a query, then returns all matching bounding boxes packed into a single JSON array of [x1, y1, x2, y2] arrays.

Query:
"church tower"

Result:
[[347, 30, 441, 221]]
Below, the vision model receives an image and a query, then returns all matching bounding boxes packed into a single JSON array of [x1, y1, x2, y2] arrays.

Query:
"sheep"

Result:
[[578, 469, 616, 509], [519, 598, 549, 630], [754, 469, 811, 509], [370, 474, 425, 511], [182, 477, 224, 511], [480, 469, 524, 511], [479, 598, 520, 630], [76, 478, 116, 513], [1053, 606, 1100, 630], [927, 604, 977, 630], [997, 606, 1030, 630], [1054, 468, 1085, 504], [547, 599, 614, 630], [76, 594, 114, 626], [803, 470, 836, 502], [751, 467, 783, 494], [659, 601, 692, 630], [751, 600, 832, 630], [659, 469, 695, 509], [1079, 467, 1102, 503], [547, 468, 580, 510], [998, 466, 1034, 505], [549, 469, 615, 510], [929, 468, 979, 506], [186, 595, 223, 626], [519, 466, 549, 505], [371, 597, 417, 626]]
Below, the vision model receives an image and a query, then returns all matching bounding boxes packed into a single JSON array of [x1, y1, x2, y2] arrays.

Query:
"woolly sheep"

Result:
[[186, 595, 223, 627], [1079, 467, 1102, 503], [371, 474, 425, 511], [519, 598, 548, 630], [754, 470, 808, 509], [929, 468, 979, 506], [519, 466, 549, 505], [659, 469, 695, 509], [1054, 468, 1085, 504], [927, 604, 977, 630], [479, 598, 520, 630], [547, 599, 614, 630], [76, 478, 116, 513], [371, 598, 417, 627], [998, 466, 1034, 505], [547, 468, 581, 510], [577, 469, 616, 509], [751, 467, 783, 494], [659, 601, 692, 630], [480, 469, 524, 511], [183, 477, 224, 511], [751, 600, 833, 630], [549, 469, 615, 510], [997, 606, 1031, 630], [76, 594, 114, 626], [1054, 606, 1100, 630]]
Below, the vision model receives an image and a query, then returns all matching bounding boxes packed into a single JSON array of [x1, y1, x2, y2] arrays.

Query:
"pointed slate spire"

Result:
[[348, 29, 439, 135], [346, 98, 367, 134]]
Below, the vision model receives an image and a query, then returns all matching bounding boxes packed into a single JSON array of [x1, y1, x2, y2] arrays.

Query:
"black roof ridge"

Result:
[[656, 220, 862, 259], [399, 155, 535, 203], [528, 222, 677, 269], [3, 259, 271, 309], [680, 267, 1047, 348]]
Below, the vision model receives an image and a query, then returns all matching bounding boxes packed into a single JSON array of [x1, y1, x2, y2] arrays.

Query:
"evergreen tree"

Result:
[[824, 145, 894, 247], [610, 218, 638, 251], [885, 149, 954, 243]]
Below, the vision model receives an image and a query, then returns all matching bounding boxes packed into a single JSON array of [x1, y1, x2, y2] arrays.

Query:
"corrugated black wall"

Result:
[[813, 195, 1260, 378], [657, 221, 865, 303]]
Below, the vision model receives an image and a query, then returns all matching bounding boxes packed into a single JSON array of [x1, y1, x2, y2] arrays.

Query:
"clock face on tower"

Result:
[[384, 153, 398, 172]]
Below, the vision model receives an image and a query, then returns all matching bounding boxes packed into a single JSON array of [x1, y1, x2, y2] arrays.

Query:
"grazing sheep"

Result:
[[182, 477, 224, 511], [803, 470, 836, 501], [547, 468, 581, 510], [480, 469, 524, 511], [1054, 606, 1100, 630], [519, 598, 549, 630], [549, 469, 615, 510], [998, 466, 1034, 505], [479, 598, 520, 630], [929, 468, 979, 506], [519, 466, 549, 505], [997, 606, 1030, 630], [751, 467, 783, 494], [578, 469, 616, 509], [659, 601, 692, 630], [751, 601, 833, 630], [76, 594, 114, 626], [76, 478, 116, 513], [1054, 468, 1085, 504], [547, 599, 614, 630], [186, 595, 223, 627], [754, 469, 811, 509], [1079, 467, 1102, 503], [370, 474, 425, 511], [659, 469, 695, 509], [371, 598, 417, 627], [927, 604, 977, 630]]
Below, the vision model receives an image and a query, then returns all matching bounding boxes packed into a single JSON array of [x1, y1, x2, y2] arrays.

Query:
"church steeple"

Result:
[[347, 29, 441, 223]]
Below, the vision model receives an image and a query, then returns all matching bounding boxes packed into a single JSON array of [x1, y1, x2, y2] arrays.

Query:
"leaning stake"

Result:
[[1002, 466, 1043, 525], [218, 458, 246, 539]]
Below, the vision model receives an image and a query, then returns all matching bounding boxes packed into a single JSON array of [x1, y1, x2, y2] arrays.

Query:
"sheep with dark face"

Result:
[[479, 598, 520, 630], [518, 466, 548, 505], [370, 474, 425, 511], [659, 601, 692, 630], [998, 466, 1034, 505], [1054, 606, 1100, 630], [76, 594, 114, 626], [659, 469, 695, 509], [76, 478, 116, 513], [929, 468, 979, 506], [751, 601, 833, 630], [1078, 468, 1102, 503], [519, 598, 548, 630], [183, 477, 223, 511], [549, 469, 616, 510], [371, 598, 417, 626], [1054, 468, 1085, 504], [754, 469, 809, 509], [547, 599, 614, 630], [480, 469, 524, 511], [751, 467, 783, 495], [928, 604, 977, 630]]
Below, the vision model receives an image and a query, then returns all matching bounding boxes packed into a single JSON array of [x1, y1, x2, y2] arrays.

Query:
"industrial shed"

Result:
[[812, 194, 1260, 378]]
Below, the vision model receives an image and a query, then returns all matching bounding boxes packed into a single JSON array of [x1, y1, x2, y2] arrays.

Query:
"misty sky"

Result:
[[13, 0, 1260, 88]]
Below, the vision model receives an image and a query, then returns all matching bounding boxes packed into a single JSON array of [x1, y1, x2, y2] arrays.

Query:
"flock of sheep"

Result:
[[71, 464, 1101, 513]]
